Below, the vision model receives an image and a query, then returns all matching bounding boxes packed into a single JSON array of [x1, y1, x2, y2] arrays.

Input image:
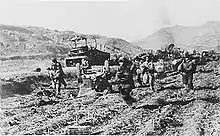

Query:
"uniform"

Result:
[[94, 60, 112, 92], [111, 57, 135, 105], [155, 59, 166, 79], [76, 63, 83, 84], [178, 58, 197, 89], [141, 59, 156, 90], [101, 60, 112, 92], [130, 59, 142, 87], [49, 58, 67, 95]]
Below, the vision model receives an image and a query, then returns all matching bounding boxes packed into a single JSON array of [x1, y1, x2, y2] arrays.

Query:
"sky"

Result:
[[0, 0, 220, 42]]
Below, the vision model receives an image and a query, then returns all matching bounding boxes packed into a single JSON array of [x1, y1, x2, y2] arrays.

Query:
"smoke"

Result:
[[159, 8, 172, 26]]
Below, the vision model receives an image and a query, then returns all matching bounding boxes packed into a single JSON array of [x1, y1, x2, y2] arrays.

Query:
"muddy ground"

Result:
[[1, 61, 220, 135]]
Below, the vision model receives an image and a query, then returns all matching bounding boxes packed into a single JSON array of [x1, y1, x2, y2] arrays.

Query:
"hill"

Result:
[[132, 21, 220, 52], [0, 24, 145, 60]]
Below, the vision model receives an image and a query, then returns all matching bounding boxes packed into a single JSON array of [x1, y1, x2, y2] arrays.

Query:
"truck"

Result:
[[65, 35, 110, 67]]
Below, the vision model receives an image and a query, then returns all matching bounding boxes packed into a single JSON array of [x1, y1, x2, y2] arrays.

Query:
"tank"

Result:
[[65, 36, 110, 67]]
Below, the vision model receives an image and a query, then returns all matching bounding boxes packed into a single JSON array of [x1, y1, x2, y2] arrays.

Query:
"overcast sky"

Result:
[[0, 0, 220, 42]]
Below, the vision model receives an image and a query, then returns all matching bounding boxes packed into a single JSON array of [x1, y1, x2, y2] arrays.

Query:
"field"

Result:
[[1, 60, 220, 135]]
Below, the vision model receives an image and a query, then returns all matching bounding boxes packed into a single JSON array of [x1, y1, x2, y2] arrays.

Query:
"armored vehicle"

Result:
[[65, 36, 110, 67]]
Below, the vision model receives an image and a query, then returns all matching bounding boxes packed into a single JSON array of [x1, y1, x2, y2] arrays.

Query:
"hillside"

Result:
[[132, 21, 220, 52], [0, 25, 144, 60]]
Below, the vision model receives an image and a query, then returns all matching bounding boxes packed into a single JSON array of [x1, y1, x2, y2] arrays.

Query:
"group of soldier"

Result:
[[95, 50, 198, 105], [47, 47, 207, 105]]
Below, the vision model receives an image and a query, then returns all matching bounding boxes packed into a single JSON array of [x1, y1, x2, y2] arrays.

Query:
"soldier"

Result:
[[178, 53, 197, 89], [76, 63, 83, 84], [94, 60, 113, 93], [141, 56, 156, 90], [111, 56, 135, 105], [48, 58, 67, 96], [140, 56, 149, 86], [130, 57, 142, 87], [100, 60, 113, 93], [155, 59, 166, 79]]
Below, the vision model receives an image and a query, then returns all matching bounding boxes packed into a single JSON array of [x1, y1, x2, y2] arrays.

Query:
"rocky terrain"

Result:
[[1, 61, 220, 135], [1, 22, 220, 135], [132, 21, 220, 52]]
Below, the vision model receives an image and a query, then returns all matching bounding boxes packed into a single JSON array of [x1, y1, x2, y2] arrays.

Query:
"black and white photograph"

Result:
[[1, 0, 220, 135]]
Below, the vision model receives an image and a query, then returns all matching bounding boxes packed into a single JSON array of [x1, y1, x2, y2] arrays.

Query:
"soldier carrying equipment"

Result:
[[110, 56, 135, 105], [47, 58, 67, 96], [178, 53, 197, 90]]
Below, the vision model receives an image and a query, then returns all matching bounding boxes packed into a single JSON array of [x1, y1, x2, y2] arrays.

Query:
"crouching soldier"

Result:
[[48, 58, 67, 96], [110, 56, 135, 105], [94, 60, 113, 93]]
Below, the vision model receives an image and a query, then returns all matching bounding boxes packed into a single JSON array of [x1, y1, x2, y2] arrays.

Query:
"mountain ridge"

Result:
[[0, 24, 145, 60], [132, 21, 220, 52]]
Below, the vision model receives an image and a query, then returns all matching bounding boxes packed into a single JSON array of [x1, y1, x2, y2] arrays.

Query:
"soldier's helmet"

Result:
[[52, 58, 57, 63]]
